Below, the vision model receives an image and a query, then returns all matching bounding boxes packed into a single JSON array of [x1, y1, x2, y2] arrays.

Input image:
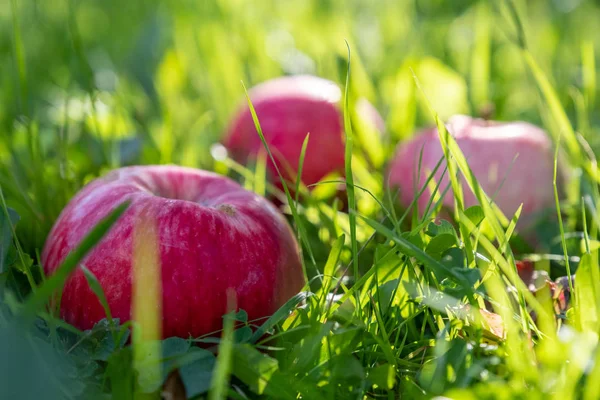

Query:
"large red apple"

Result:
[[41, 165, 305, 339], [223, 74, 384, 190], [387, 115, 561, 232]]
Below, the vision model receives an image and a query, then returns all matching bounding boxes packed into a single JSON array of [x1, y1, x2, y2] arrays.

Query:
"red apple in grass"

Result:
[[223, 75, 384, 193], [41, 165, 305, 339], [387, 115, 562, 234]]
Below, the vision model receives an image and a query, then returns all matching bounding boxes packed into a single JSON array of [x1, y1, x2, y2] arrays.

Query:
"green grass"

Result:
[[2, 0, 600, 399]]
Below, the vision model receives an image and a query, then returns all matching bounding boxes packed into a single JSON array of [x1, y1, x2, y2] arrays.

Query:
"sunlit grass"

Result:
[[1, 0, 600, 398]]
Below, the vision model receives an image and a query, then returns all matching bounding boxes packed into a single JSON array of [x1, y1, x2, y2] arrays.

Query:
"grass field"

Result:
[[2, 0, 600, 399]]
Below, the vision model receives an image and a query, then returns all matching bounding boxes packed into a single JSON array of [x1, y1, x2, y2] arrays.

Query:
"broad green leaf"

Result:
[[179, 349, 216, 397], [425, 220, 457, 238], [223, 309, 248, 324], [231, 345, 288, 398], [425, 234, 458, 258], [464, 205, 485, 227]]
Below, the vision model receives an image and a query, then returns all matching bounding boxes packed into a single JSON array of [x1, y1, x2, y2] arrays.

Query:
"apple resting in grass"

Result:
[[223, 74, 384, 190], [41, 165, 305, 339], [387, 115, 562, 233]]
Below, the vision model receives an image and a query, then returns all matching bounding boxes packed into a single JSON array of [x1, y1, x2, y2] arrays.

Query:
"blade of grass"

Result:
[[523, 51, 580, 160], [81, 265, 113, 325], [502, 0, 527, 49], [582, 40, 596, 111], [499, 204, 522, 253], [249, 292, 310, 344], [218, 156, 288, 205], [232, 344, 326, 399], [9, 0, 28, 115], [470, 0, 491, 110], [132, 210, 163, 398], [241, 82, 315, 277], [342, 41, 361, 305], [503, 0, 581, 163], [324, 246, 399, 318], [254, 151, 267, 197], [356, 212, 473, 289], [584, 344, 600, 400], [411, 70, 509, 266], [432, 114, 510, 238], [457, 209, 547, 332], [553, 138, 575, 296], [80, 264, 117, 343], [8, 0, 50, 232], [583, 198, 591, 254], [209, 289, 236, 400], [483, 268, 536, 381], [0, 186, 36, 290], [311, 180, 392, 223], [318, 234, 345, 305], [295, 133, 310, 205], [395, 151, 449, 228], [368, 294, 397, 368], [21, 201, 129, 319]]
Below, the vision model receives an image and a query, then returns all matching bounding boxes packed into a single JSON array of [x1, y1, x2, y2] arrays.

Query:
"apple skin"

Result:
[[41, 165, 305, 339], [387, 115, 561, 232], [223, 75, 384, 190]]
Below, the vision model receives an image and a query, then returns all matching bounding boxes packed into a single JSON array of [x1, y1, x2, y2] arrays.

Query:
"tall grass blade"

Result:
[[295, 133, 310, 204], [22, 201, 129, 319], [209, 289, 236, 400], [132, 210, 163, 398], [343, 41, 360, 286], [241, 82, 315, 274]]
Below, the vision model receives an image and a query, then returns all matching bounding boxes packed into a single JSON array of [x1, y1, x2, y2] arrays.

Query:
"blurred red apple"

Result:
[[387, 115, 561, 232], [41, 165, 305, 339], [223, 74, 384, 191]]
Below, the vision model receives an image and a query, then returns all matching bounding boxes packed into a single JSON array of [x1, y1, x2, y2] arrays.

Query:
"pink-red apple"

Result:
[[223, 74, 384, 190], [387, 115, 561, 232], [41, 165, 305, 339]]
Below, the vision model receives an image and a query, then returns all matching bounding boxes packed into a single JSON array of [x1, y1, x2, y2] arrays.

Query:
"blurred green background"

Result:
[[1, 0, 599, 251]]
